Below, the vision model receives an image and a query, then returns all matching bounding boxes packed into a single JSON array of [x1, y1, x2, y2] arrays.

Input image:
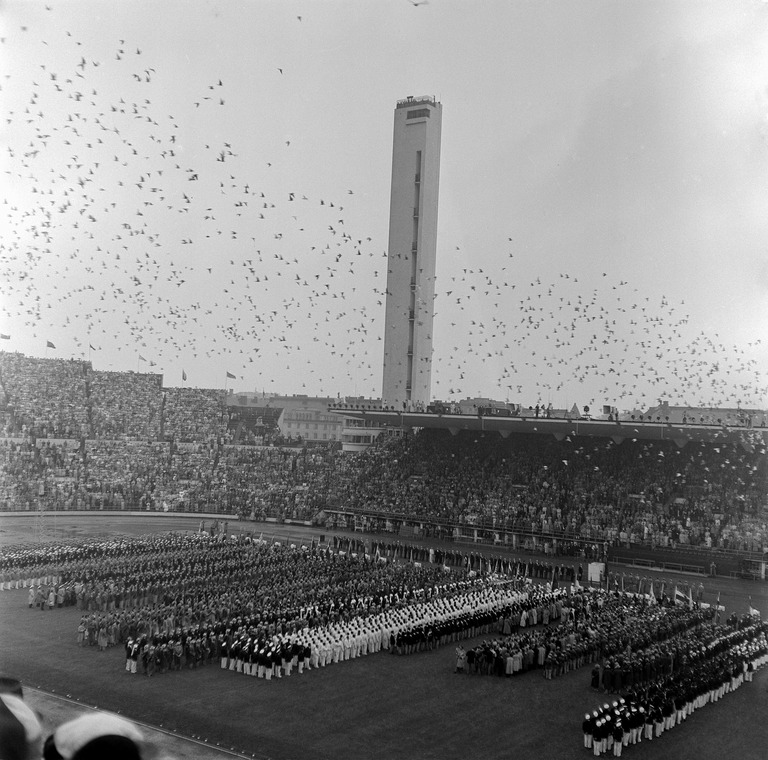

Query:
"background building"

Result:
[[227, 393, 342, 444], [382, 96, 442, 409]]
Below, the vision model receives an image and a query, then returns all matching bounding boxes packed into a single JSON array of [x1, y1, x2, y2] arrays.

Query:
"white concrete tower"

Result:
[[381, 95, 442, 408]]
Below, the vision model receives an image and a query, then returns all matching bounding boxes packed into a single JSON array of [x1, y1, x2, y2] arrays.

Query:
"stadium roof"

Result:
[[329, 407, 768, 448]]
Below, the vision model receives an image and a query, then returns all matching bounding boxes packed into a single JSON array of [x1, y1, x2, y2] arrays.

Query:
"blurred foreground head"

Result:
[[43, 713, 145, 760], [0, 692, 43, 760]]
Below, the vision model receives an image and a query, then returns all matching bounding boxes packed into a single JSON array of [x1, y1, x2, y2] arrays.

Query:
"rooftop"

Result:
[[396, 95, 438, 109]]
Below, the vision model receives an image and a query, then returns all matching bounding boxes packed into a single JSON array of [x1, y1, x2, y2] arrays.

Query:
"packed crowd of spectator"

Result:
[[0, 353, 89, 438], [331, 429, 767, 551], [206, 446, 334, 519], [162, 387, 229, 444], [1, 351, 767, 552], [2, 424, 767, 550], [0, 353, 233, 444], [88, 370, 164, 439]]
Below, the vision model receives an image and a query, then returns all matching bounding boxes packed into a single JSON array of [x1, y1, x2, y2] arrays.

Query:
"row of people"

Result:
[[102, 578, 541, 681], [458, 590, 709, 682], [582, 618, 768, 755], [209, 581, 555, 682], [593, 619, 716, 693]]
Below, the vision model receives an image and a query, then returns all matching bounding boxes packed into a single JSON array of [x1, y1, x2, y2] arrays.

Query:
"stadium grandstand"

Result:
[[1, 351, 766, 580]]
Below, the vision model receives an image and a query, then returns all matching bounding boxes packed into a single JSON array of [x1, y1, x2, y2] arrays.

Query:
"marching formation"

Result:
[[4, 531, 544, 681], [581, 618, 768, 755], [2, 523, 766, 760]]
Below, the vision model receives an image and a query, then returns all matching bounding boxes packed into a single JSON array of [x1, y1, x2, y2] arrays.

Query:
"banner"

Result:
[[587, 562, 604, 584]]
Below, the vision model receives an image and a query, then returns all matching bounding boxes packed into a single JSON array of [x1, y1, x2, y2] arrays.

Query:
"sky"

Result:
[[2, 0, 767, 412]]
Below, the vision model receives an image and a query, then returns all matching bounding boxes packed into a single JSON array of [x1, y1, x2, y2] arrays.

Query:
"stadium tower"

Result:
[[381, 96, 442, 409]]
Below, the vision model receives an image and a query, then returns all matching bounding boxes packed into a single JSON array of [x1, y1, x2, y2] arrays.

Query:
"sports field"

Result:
[[1, 515, 766, 760]]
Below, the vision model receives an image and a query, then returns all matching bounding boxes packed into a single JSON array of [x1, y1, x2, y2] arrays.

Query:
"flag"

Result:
[[649, 580, 657, 605], [749, 597, 760, 618], [89, 344, 96, 350], [0, 334, 9, 340], [46, 340, 56, 349], [139, 354, 146, 362], [687, 587, 694, 610], [674, 586, 688, 607], [226, 371, 236, 379], [715, 591, 722, 623], [550, 565, 558, 591], [182, 369, 187, 381]]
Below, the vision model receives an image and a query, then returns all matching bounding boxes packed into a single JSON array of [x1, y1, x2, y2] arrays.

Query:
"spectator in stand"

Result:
[[1, 352, 766, 552], [162, 387, 228, 445], [0, 352, 89, 438], [89, 371, 162, 440], [327, 429, 767, 552]]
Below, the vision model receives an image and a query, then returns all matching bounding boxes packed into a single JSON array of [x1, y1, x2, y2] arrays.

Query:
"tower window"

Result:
[[406, 109, 430, 119]]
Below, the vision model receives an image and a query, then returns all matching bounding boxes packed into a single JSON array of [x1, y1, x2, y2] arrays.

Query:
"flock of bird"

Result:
[[431, 266, 765, 409], [1, 6, 765, 411]]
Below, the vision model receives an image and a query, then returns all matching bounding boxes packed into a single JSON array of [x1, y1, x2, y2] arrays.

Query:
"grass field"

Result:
[[1, 515, 767, 760]]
